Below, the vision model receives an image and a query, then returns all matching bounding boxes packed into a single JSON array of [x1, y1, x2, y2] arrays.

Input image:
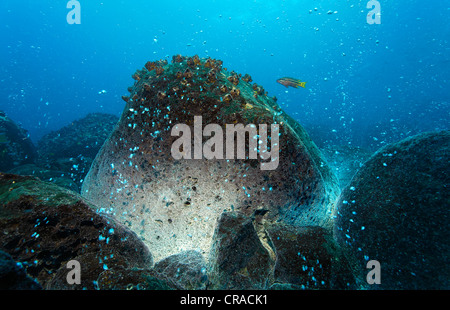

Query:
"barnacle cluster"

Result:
[[183, 68, 193, 79], [219, 85, 228, 93], [125, 55, 278, 118], [131, 73, 140, 81], [132, 69, 147, 81], [123, 54, 293, 139], [252, 83, 266, 98], [242, 74, 253, 83], [227, 71, 241, 86], [222, 94, 233, 103], [230, 87, 240, 98], [145, 61, 158, 71], [143, 83, 151, 92], [207, 69, 217, 84], [204, 57, 223, 70], [155, 67, 165, 76], [187, 55, 201, 68], [172, 54, 185, 63], [145, 60, 167, 76], [157, 91, 167, 100]]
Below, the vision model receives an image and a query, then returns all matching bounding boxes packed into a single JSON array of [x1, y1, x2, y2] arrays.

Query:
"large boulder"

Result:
[[334, 131, 450, 289], [81, 55, 340, 262], [0, 173, 158, 289], [37, 113, 118, 189], [0, 111, 36, 172], [207, 211, 355, 290], [266, 224, 355, 289], [37, 113, 118, 161], [153, 250, 207, 290], [207, 211, 276, 289]]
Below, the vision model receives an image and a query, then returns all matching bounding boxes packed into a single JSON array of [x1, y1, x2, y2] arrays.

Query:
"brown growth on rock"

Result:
[[82, 55, 339, 263]]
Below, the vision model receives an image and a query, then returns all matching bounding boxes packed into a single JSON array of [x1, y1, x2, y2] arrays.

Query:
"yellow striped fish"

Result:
[[276, 77, 306, 88]]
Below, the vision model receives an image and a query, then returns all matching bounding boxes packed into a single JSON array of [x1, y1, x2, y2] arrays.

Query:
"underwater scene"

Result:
[[0, 0, 449, 297]]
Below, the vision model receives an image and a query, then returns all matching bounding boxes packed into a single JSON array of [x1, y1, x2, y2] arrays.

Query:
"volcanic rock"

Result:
[[94, 267, 179, 290], [0, 250, 42, 290], [0, 173, 154, 289], [37, 113, 118, 189], [334, 131, 450, 289], [8, 164, 79, 192], [207, 211, 276, 289], [266, 224, 355, 289], [153, 250, 207, 290], [81, 56, 340, 262], [0, 111, 37, 172]]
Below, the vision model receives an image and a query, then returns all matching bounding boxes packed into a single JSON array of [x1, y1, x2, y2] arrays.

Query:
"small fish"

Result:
[[98, 90, 107, 94], [276, 77, 306, 88]]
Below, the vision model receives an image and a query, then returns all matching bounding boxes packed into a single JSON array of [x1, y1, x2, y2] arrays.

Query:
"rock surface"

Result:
[[334, 131, 450, 289], [8, 164, 80, 192], [207, 211, 355, 290], [0, 111, 37, 172], [153, 250, 207, 290], [94, 268, 180, 290], [208, 211, 276, 289], [266, 224, 355, 289], [36, 113, 118, 190], [81, 55, 340, 262], [0, 173, 156, 289], [0, 250, 42, 290]]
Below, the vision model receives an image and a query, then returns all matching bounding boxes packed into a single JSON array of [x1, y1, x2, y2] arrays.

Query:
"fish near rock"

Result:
[[276, 77, 306, 89], [81, 55, 339, 262]]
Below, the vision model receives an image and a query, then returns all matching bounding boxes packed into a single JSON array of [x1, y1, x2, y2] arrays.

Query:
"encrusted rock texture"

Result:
[[0, 173, 179, 290], [0, 249, 42, 290], [334, 130, 449, 289], [1, 113, 118, 194], [0, 111, 36, 172], [36, 113, 119, 191], [1, 56, 447, 290], [81, 55, 340, 262], [207, 211, 355, 290]]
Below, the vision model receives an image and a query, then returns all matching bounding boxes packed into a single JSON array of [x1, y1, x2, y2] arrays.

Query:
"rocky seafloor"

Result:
[[0, 55, 448, 290]]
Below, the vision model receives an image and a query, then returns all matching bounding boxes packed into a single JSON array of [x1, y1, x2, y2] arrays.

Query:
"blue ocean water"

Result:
[[0, 1, 449, 293], [1, 0, 449, 149]]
